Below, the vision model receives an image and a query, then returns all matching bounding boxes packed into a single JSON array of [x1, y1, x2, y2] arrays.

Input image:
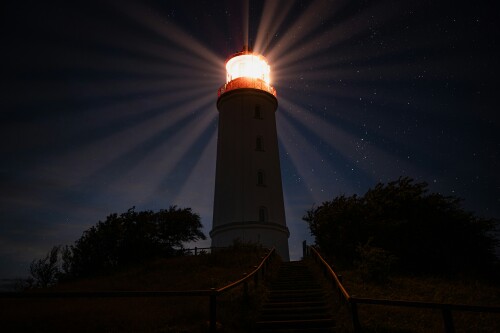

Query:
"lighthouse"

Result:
[[210, 47, 290, 260]]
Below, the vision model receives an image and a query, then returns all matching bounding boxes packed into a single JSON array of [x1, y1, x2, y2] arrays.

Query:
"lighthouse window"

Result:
[[257, 170, 265, 186], [254, 105, 262, 119], [259, 206, 268, 222], [256, 136, 264, 151]]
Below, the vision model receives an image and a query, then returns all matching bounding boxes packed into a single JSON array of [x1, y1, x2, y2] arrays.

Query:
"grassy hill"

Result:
[[329, 267, 500, 332], [1, 246, 278, 333]]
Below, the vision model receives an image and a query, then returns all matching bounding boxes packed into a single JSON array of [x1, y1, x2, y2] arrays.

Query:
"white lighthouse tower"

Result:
[[210, 47, 290, 260]]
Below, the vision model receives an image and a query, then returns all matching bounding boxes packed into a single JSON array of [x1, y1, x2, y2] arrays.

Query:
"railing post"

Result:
[[195, 247, 198, 256], [442, 306, 455, 333], [254, 266, 259, 285], [351, 301, 361, 333], [209, 289, 217, 333], [302, 240, 307, 258], [241, 273, 249, 303]]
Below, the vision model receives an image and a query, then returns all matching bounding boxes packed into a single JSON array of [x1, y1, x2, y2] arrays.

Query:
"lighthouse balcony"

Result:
[[218, 77, 276, 98]]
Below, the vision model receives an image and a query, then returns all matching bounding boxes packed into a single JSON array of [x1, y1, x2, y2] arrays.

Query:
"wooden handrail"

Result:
[[217, 247, 274, 293], [0, 247, 276, 333], [351, 297, 500, 313], [310, 246, 350, 301], [0, 290, 212, 298], [308, 245, 500, 333]]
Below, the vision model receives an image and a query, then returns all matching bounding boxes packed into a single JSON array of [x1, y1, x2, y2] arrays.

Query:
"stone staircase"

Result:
[[255, 261, 335, 332]]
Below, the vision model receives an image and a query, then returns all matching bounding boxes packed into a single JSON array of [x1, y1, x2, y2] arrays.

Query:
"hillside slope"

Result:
[[1, 246, 275, 333]]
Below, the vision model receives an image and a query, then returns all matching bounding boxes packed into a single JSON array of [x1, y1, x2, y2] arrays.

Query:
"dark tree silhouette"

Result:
[[304, 177, 499, 275], [68, 206, 205, 277], [30, 206, 205, 282], [29, 245, 61, 288]]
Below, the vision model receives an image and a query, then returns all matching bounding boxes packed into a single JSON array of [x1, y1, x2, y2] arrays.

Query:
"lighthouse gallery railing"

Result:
[[218, 77, 276, 97]]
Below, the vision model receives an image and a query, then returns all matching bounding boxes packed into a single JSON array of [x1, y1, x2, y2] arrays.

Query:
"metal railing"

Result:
[[217, 77, 277, 98], [0, 247, 276, 333], [309, 246, 500, 333], [183, 246, 227, 255]]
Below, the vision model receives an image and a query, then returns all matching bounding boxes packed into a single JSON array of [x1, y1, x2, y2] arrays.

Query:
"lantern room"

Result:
[[218, 49, 276, 98], [226, 53, 270, 84]]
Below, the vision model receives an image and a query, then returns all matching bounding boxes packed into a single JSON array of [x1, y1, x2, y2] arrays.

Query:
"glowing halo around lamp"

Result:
[[218, 50, 276, 98], [226, 54, 271, 84]]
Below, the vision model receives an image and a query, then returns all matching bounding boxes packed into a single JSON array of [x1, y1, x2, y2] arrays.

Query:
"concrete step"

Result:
[[263, 301, 328, 309], [256, 260, 335, 332], [270, 284, 322, 291], [268, 295, 323, 300], [269, 289, 324, 294], [256, 318, 335, 330], [268, 289, 325, 296], [262, 303, 328, 315], [258, 328, 334, 333], [260, 313, 332, 321]]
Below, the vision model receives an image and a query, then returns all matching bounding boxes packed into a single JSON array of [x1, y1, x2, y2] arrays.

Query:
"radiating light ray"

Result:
[[394, 56, 497, 82], [65, 77, 218, 101], [275, 5, 486, 88], [253, 0, 295, 54], [280, 100, 374, 187], [46, 44, 224, 80], [275, 1, 400, 69], [0, 184, 108, 226], [289, 57, 490, 85], [277, 114, 338, 204], [2, 87, 214, 158], [40, 93, 215, 187], [274, 28, 479, 85], [116, 1, 222, 68], [108, 105, 217, 204], [280, 97, 421, 182], [4, 76, 217, 111], [300, 38, 442, 73], [3, 38, 223, 110], [8, 15, 224, 84], [61, 86, 214, 143], [282, 87, 453, 177], [267, 0, 342, 63], [273, 55, 338, 82], [320, 80, 416, 107], [243, 0, 249, 48], [172, 129, 217, 218], [79, 86, 213, 123], [65, 19, 225, 74]]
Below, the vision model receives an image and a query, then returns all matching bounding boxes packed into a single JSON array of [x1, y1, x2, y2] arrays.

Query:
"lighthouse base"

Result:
[[210, 222, 290, 261]]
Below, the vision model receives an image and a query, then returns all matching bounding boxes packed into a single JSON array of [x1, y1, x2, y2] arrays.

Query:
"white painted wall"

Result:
[[211, 88, 290, 261]]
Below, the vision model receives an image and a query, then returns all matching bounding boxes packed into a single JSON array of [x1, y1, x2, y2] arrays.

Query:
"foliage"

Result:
[[303, 177, 499, 275], [356, 240, 397, 283], [29, 206, 205, 283], [29, 245, 62, 288], [68, 206, 205, 278]]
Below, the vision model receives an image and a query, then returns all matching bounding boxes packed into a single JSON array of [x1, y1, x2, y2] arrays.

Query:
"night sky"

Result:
[[1, 0, 499, 278]]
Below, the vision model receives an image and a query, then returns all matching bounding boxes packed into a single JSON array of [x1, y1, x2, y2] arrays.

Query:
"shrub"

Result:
[[356, 241, 397, 283]]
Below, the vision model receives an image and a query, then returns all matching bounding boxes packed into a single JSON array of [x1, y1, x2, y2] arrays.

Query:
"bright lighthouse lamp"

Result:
[[226, 54, 270, 84], [218, 50, 276, 98]]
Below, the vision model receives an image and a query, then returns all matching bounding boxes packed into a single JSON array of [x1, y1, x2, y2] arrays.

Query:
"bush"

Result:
[[29, 206, 205, 283], [304, 177, 499, 275], [29, 246, 61, 288], [356, 241, 397, 283], [66, 206, 205, 278]]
